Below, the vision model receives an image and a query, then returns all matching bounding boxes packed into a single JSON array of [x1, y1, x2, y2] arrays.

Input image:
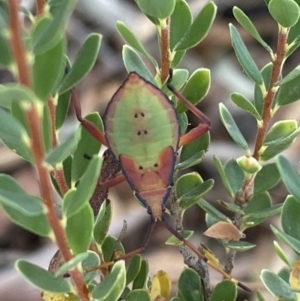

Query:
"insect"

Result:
[[72, 72, 250, 291]]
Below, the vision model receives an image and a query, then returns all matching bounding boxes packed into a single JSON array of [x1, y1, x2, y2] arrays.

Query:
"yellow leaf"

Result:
[[150, 270, 171, 300], [42, 292, 78, 301], [290, 258, 300, 301]]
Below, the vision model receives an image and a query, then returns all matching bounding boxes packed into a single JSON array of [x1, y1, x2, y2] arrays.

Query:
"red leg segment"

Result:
[[167, 78, 211, 147], [71, 89, 108, 146]]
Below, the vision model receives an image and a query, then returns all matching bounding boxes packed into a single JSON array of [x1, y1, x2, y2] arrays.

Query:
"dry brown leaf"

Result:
[[203, 221, 246, 241]]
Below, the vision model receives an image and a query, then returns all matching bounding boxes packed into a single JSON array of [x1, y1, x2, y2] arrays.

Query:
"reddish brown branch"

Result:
[[47, 98, 69, 195], [160, 18, 170, 83], [8, 0, 31, 87], [8, 1, 89, 300], [35, 0, 45, 16], [252, 30, 287, 159]]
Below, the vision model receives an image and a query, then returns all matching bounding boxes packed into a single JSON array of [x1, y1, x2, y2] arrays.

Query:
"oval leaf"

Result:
[[59, 34, 102, 94], [0, 174, 44, 216], [219, 103, 249, 150], [15, 260, 70, 293], [260, 269, 296, 300], [174, 2, 217, 51], [268, 0, 300, 28], [229, 24, 263, 85], [92, 261, 126, 300]]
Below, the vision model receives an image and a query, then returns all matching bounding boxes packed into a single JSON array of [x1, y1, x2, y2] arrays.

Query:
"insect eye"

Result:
[[137, 131, 141, 135], [154, 163, 158, 167], [139, 166, 143, 170], [141, 112, 145, 117], [144, 130, 148, 134], [134, 113, 138, 118]]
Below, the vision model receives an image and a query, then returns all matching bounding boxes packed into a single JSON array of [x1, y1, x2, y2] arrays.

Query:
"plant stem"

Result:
[[35, 0, 45, 15], [252, 29, 287, 160], [7, 1, 89, 300]]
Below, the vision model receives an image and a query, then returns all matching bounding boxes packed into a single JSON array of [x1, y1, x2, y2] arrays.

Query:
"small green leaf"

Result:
[[176, 172, 202, 199], [93, 200, 112, 246], [231, 92, 261, 121], [254, 63, 273, 115], [122, 45, 155, 85], [271, 226, 300, 254], [82, 251, 100, 284], [126, 255, 142, 285], [136, 0, 176, 19], [268, 0, 300, 28], [15, 260, 70, 293], [59, 34, 102, 94], [126, 289, 151, 301], [172, 50, 186, 68], [45, 127, 82, 166], [264, 120, 298, 146], [116, 21, 156, 67], [218, 201, 244, 215], [260, 269, 297, 300], [287, 17, 300, 57], [229, 24, 263, 85], [33, 37, 65, 101], [63, 156, 102, 217], [176, 150, 205, 171], [66, 204, 94, 254], [197, 198, 230, 222], [224, 158, 245, 194], [32, 0, 76, 54], [254, 163, 280, 194], [180, 133, 210, 163], [0, 174, 44, 216], [92, 261, 126, 300], [72, 113, 103, 182], [219, 103, 249, 150], [273, 241, 291, 267], [244, 192, 271, 214], [0, 108, 32, 161], [178, 180, 214, 210], [213, 156, 234, 197], [0, 34, 12, 67], [174, 2, 217, 51], [277, 72, 300, 106], [281, 195, 300, 240], [221, 241, 256, 252], [178, 268, 203, 301], [102, 235, 125, 263], [210, 280, 237, 301], [1, 203, 50, 236], [276, 155, 300, 202], [176, 68, 210, 113], [244, 203, 282, 219], [55, 91, 70, 129], [165, 230, 193, 246], [55, 252, 89, 277], [0, 84, 36, 108], [260, 140, 296, 161], [170, 0, 192, 50], [132, 259, 149, 290], [233, 6, 272, 54], [277, 66, 300, 86]]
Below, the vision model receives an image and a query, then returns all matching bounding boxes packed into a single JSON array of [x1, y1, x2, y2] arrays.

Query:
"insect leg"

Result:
[[71, 88, 108, 146], [161, 217, 251, 292], [167, 71, 211, 147]]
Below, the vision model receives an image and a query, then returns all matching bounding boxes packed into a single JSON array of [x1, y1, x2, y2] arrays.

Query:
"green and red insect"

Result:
[[72, 72, 249, 291]]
